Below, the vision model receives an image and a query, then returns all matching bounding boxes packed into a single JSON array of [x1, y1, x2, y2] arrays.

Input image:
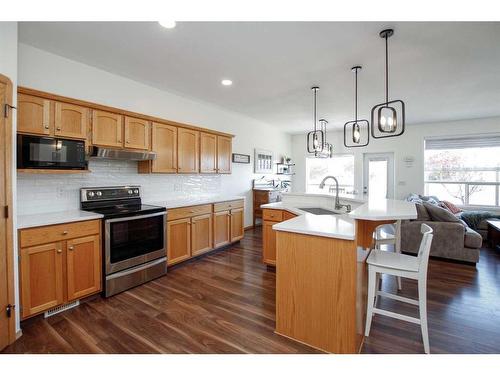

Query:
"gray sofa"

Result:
[[401, 202, 482, 264]]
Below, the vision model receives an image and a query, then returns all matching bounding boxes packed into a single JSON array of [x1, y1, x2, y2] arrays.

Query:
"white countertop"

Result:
[[272, 213, 355, 240], [18, 210, 104, 229], [348, 198, 417, 221], [146, 195, 245, 210]]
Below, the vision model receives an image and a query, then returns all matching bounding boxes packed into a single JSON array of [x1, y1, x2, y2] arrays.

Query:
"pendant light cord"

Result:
[[313, 88, 317, 132], [355, 68, 358, 122], [385, 34, 389, 106]]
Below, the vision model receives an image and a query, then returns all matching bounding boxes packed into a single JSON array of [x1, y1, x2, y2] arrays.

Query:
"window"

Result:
[[306, 154, 355, 194], [424, 135, 500, 207]]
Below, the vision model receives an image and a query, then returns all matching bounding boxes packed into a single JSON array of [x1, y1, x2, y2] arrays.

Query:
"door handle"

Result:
[[57, 249, 62, 253], [68, 246, 74, 251]]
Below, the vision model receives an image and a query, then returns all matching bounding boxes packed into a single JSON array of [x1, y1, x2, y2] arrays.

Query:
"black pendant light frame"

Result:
[[344, 65, 370, 148], [370, 28, 406, 139], [307, 86, 325, 154]]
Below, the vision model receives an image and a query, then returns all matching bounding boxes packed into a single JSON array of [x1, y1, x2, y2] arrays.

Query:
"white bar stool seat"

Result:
[[365, 223, 434, 354]]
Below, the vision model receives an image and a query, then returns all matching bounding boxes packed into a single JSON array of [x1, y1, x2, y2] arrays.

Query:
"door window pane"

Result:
[[369, 160, 388, 199]]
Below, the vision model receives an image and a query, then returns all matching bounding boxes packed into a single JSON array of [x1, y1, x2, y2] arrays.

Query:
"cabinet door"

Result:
[[200, 132, 217, 174], [151, 122, 177, 173], [230, 208, 244, 242], [191, 214, 213, 256], [124, 116, 150, 150], [54, 102, 89, 139], [283, 211, 298, 221], [20, 242, 64, 319], [167, 218, 191, 266], [177, 128, 199, 173], [262, 221, 277, 266], [66, 235, 101, 301], [213, 210, 230, 248], [17, 94, 51, 136], [92, 110, 123, 148], [217, 136, 232, 174]]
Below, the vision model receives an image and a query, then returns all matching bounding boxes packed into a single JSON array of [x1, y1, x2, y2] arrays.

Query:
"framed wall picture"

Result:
[[254, 148, 274, 174], [232, 153, 251, 164]]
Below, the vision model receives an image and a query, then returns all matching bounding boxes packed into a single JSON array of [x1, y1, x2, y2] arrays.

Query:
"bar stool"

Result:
[[373, 221, 402, 290], [365, 223, 434, 354]]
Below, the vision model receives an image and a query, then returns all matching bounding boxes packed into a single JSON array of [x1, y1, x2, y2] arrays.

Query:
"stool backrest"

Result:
[[417, 224, 434, 272]]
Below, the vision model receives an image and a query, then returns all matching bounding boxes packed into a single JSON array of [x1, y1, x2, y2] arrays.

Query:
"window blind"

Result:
[[425, 135, 500, 150]]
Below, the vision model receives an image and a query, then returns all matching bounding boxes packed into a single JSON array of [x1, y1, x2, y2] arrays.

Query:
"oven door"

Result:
[[105, 211, 166, 274]]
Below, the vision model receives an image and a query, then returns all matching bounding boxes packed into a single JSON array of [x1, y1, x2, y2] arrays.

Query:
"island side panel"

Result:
[[275, 231, 358, 354]]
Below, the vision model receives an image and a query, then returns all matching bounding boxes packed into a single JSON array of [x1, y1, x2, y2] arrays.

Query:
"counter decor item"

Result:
[[232, 153, 250, 163], [254, 148, 274, 173]]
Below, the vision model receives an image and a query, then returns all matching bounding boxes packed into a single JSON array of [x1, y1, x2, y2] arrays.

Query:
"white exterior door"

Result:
[[363, 153, 395, 199]]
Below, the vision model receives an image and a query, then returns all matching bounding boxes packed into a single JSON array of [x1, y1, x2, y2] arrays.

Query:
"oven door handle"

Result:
[[105, 211, 166, 223]]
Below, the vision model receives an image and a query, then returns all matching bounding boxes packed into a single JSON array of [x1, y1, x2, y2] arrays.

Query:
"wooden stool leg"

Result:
[[365, 267, 377, 337], [418, 278, 430, 354]]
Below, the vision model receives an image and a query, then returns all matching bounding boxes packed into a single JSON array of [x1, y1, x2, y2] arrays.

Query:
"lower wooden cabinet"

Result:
[[167, 200, 245, 265], [66, 235, 101, 301], [262, 209, 297, 266], [19, 220, 102, 319]]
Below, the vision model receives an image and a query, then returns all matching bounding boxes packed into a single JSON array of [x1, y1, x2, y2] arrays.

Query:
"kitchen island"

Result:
[[265, 196, 416, 353]]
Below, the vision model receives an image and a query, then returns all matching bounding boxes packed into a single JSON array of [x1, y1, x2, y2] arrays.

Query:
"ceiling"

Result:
[[18, 22, 500, 133]]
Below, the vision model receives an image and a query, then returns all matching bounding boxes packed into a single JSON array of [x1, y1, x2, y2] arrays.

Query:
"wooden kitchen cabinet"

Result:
[[200, 132, 217, 174], [54, 102, 89, 139], [262, 209, 295, 266], [253, 189, 280, 227], [213, 210, 231, 248], [177, 128, 199, 173], [191, 214, 213, 256], [66, 235, 101, 301], [92, 110, 123, 148], [230, 208, 244, 242], [124, 116, 150, 150], [17, 93, 51, 136], [18, 219, 101, 320], [167, 218, 192, 266], [20, 242, 64, 318], [217, 136, 232, 174], [150, 122, 177, 173]]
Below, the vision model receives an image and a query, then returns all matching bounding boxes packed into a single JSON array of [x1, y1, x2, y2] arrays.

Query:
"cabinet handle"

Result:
[[62, 231, 68, 235], [44, 125, 49, 129], [57, 249, 62, 254], [68, 246, 74, 251], [56, 127, 61, 131], [126, 140, 130, 144]]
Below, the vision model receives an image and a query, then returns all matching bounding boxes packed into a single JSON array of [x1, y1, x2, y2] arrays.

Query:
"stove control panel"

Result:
[[81, 186, 141, 202]]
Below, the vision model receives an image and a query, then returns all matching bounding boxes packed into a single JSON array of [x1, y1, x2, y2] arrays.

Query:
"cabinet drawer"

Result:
[[214, 200, 244, 213], [167, 204, 212, 221], [262, 209, 283, 222], [19, 219, 100, 248]]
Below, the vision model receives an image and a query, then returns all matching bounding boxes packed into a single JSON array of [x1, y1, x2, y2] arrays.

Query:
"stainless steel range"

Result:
[[80, 186, 167, 297]]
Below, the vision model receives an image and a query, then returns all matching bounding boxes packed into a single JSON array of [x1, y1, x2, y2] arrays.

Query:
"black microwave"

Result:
[[17, 135, 88, 170]]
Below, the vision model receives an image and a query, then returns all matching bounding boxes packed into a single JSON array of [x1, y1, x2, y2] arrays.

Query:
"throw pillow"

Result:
[[441, 200, 462, 214], [423, 202, 461, 223], [415, 203, 432, 221]]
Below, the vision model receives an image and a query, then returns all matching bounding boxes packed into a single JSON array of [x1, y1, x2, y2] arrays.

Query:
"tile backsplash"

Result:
[[17, 159, 221, 216]]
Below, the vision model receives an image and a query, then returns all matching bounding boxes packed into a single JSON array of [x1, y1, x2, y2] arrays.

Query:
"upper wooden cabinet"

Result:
[[92, 110, 123, 148], [124, 116, 150, 150], [151, 122, 177, 173], [17, 94, 51, 136], [178, 128, 199, 173], [200, 132, 217, 174], [217, 136, 232, 174], [54, 102, 89, 139]]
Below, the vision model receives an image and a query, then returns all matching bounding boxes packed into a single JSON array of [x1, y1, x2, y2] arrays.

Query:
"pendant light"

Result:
[[316, 119, 333, 158], [307, 86, 325, 154], [344, 66, 369, 148], [371, 28, 405, 139]]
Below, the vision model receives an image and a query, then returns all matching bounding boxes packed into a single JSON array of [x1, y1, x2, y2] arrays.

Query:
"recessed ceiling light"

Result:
[[158, 21, 176, 29], [221, 79, 233, 86]]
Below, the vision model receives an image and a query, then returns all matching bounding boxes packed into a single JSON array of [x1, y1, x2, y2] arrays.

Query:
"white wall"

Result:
[[0, 22, 20, 334], [292, 117, 500, 199], [17, 43, 292, 225]]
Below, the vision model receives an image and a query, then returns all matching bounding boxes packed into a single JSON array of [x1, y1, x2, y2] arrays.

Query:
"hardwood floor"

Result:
[[3, 227, 500, 354]]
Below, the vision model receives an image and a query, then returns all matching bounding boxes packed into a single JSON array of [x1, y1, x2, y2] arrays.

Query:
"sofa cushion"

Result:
[[464, 227, 483, 249], [424, 202, 462, 223], [415, 203, 432, 221], [441, 200, 463, 214]]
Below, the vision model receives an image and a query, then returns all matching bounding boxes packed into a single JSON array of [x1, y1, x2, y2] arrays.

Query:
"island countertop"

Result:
[[348, 198, 417, 221]]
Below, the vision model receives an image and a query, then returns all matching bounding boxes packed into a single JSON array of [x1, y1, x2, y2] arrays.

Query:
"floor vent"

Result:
[[44, 300, 80, 318]]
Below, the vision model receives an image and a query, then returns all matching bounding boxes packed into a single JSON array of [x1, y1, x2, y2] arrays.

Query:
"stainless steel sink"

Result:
[[298, 207, 340, 215]]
